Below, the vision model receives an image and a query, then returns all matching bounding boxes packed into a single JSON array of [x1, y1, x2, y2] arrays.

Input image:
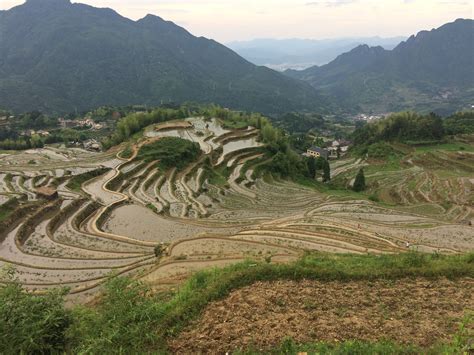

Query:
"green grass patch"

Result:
[[146, 203, 158, 213], [118, 145, 134, 159], [364, 155, 402, 173], [66, 168, 111, 192], [204, 161, 231, 187], [413, 142, 474, 153], [237, 329, 473, 355], [0, 197, 19, 222]]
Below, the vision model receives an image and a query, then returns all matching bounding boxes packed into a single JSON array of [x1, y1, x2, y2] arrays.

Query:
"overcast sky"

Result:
[[1, 0, 472, 42]]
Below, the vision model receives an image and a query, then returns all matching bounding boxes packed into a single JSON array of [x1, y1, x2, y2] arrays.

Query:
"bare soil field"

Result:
[[170, 278, 474, 353]]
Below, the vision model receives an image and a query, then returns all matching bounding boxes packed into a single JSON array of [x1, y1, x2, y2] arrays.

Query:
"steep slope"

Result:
[[227, 36, 405, 70], [0, 0, 324, 114], [286, 19, 474, 114]]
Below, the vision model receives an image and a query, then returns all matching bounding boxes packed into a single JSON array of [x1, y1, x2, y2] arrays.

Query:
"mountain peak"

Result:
[[26, 0, 71, 5], [350, 44, 385, 54], [140, 14, 165, 22]]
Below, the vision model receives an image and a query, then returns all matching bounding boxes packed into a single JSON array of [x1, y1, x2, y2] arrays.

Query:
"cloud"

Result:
[[306, 0, 357, 6], [436, 0, 469, 4]]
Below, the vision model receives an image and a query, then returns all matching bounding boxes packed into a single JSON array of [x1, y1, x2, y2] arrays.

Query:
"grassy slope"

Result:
[[66, 252, 474, 353], [0, 197, 21, 222], [65, 168, 111, 192]]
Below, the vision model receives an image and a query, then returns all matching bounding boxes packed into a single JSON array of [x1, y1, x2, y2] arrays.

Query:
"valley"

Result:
[[1, 116, 472, 306], [0, 0, 473, 352]]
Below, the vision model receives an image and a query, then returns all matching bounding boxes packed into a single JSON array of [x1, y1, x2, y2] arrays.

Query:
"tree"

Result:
[[323, 160, 331, 182], [154, 244, 165, 258], [306, 157, 316, 179], [313, 137, 324, 147], [353, 169, 366, 192]]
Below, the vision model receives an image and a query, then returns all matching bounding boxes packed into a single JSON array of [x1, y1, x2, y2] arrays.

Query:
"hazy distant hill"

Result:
[[227, 37, 406, 70], [0, 0, 325, 114], [285, 19, 474, 114]]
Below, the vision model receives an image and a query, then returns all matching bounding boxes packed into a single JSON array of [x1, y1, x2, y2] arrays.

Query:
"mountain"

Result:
[[227, 37, 406, 71], [286, 19, 474, 114], [0, 0, 325, 114]]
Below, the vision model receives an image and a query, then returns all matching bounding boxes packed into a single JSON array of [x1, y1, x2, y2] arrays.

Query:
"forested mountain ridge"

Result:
[[286, 19, 474, 114], [226, 36, 405, 70], [0, 0, 325, 114]]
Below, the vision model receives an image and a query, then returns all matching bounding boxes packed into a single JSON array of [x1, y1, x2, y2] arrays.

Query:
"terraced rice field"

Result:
[[0, 118, 473, 303]]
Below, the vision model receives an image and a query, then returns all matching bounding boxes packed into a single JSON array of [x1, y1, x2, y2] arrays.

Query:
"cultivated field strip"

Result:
[[1, 118, 473, 302]]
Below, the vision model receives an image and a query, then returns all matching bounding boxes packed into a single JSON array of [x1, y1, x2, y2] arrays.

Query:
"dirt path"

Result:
[[170, 278, 474, 353]]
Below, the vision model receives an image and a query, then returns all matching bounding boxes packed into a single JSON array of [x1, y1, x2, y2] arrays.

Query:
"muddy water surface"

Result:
[[104, 204, 240, 242]]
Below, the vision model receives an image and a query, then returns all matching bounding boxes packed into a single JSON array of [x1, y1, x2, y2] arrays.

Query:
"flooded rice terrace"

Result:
[[1, 118, 473, 303]]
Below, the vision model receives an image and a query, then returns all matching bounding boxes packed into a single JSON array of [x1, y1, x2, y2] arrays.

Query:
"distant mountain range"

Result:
[[0, 1, 472, 116], [0, 0, 325, 114], [227, 37, 406, 71], [285, 19, 474, 114]]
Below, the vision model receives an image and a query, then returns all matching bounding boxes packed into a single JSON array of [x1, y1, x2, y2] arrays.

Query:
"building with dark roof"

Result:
[[306, 146, 328, 160]]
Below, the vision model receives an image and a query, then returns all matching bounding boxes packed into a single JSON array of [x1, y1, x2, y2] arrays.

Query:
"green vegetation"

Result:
[[199, 105, 331, 182], [0, 0, 323, 115], [119, 145, 134, 159], [66, 168, 111, 192], [444, 111, 474, 135], [137, 137, 201, 170], [0, 135, 44, 150], [146, 203, 159, 214], [353, 111, 473, 157], [285, 20, 473, 113], [413, 142, 474, 154], [366, 142, 397, 159], [353, 169, 366, 192], [0, 267, 70, 354], [238, 329, 473, 355], [154, 245, 165, 258], [0, 198, 19, 222], [103, 108, 189, 149], [348, 111, 474, 159], [353, 112, 445, 147], [1, 252, 472, 353]]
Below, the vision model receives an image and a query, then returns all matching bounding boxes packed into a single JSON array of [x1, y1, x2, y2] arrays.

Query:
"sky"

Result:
[[1, 0, 472, 42]]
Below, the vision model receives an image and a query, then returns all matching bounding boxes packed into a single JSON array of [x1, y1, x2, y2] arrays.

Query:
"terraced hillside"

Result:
[[0, 117, 473, 303]]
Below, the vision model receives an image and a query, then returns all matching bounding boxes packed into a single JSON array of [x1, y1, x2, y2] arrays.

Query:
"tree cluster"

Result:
[[444, 111, 474, 135], [102, 107, 189, 149], [352, 112, 445, 146]]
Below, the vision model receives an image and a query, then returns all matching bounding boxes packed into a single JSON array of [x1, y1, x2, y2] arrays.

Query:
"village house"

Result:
[[83, 139, 101, 152], [327, 139, 351, 159], [58, 117, 78, 129], [36, 130, 50, 137], [304, 146, 328, 160]]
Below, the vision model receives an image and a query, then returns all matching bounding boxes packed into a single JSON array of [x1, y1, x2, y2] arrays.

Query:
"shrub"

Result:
[[137, 137, 201, 170], [367, 142, 395, 159], [368, 193, 380, 202], [0, 269, 71, 354]]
